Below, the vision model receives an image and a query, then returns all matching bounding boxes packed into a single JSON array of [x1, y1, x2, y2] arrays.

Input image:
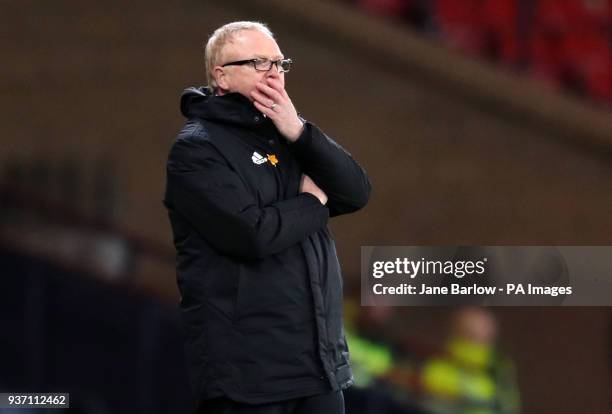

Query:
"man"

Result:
[[163, 21, 371, 414], [421, 308, 520, 414]]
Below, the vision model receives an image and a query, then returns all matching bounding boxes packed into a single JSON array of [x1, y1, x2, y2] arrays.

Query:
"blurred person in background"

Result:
[[343, 299, 428, 414], [163, 21, 371, 414], [420, 307, 519, 414]]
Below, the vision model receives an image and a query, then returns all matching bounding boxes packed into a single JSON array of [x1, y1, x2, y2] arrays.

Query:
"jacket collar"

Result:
[[180, 86, 271, 129]]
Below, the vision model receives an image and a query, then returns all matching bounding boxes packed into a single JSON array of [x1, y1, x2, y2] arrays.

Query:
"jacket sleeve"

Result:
[[165, 137, 329, 259], [288, 121, 371, 217]]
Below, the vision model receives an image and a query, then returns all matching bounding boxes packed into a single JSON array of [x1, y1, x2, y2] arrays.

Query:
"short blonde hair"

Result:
[[204, 21, 274, 91]]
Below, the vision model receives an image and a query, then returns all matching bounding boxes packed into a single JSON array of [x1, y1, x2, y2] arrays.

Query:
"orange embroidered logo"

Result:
[[267, 154, 279, 166]]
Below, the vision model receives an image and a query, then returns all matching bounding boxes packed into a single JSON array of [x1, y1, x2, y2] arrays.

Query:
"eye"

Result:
[[253, 58, 271, 70]]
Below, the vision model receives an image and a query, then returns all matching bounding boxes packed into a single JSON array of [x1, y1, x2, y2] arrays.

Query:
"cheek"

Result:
[[237, 75, 262, 98], [245, 80, 259, 95], [246, 74, 265, 92]]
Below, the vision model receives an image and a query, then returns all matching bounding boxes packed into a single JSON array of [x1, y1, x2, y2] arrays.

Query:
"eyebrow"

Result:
[[254, 55, 285, 60]]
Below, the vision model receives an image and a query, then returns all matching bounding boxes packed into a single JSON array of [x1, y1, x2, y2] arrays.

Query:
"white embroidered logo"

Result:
[[251, 151, 268, 165]]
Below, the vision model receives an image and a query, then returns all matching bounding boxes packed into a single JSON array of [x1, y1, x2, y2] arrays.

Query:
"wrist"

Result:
[[285, 119, 304, 142]]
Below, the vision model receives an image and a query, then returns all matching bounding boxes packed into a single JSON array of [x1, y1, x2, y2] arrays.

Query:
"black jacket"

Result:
[[163, 86, 371, 407]]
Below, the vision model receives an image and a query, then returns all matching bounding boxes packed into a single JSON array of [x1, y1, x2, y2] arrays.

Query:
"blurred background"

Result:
[[1, 0, 612, 413]]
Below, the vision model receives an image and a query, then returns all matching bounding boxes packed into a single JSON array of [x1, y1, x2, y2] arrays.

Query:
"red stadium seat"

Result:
[[435, 0, 487, 57], [481, 0, 518, 65]]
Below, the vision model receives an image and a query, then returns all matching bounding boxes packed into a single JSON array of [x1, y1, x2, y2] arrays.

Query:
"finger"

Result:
[[253, 100, 276, 119], [265, 77, 282, 91], [251, 90, 274, 107], [267, 78, 288, 98], [268, 78, 289, 99], [256, 82, 282, 102], [256, 82, 283, 103], [265, 78, 288, 99]]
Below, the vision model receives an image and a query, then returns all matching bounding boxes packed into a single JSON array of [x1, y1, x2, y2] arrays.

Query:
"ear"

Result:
[[213, 66, 229, 90]]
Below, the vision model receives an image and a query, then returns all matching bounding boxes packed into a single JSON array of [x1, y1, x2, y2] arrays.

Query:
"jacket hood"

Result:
[[180, 86, 266, 128]]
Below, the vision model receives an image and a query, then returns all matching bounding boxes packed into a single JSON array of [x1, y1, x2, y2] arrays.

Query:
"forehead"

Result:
[[222, 29, 283, 60]]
